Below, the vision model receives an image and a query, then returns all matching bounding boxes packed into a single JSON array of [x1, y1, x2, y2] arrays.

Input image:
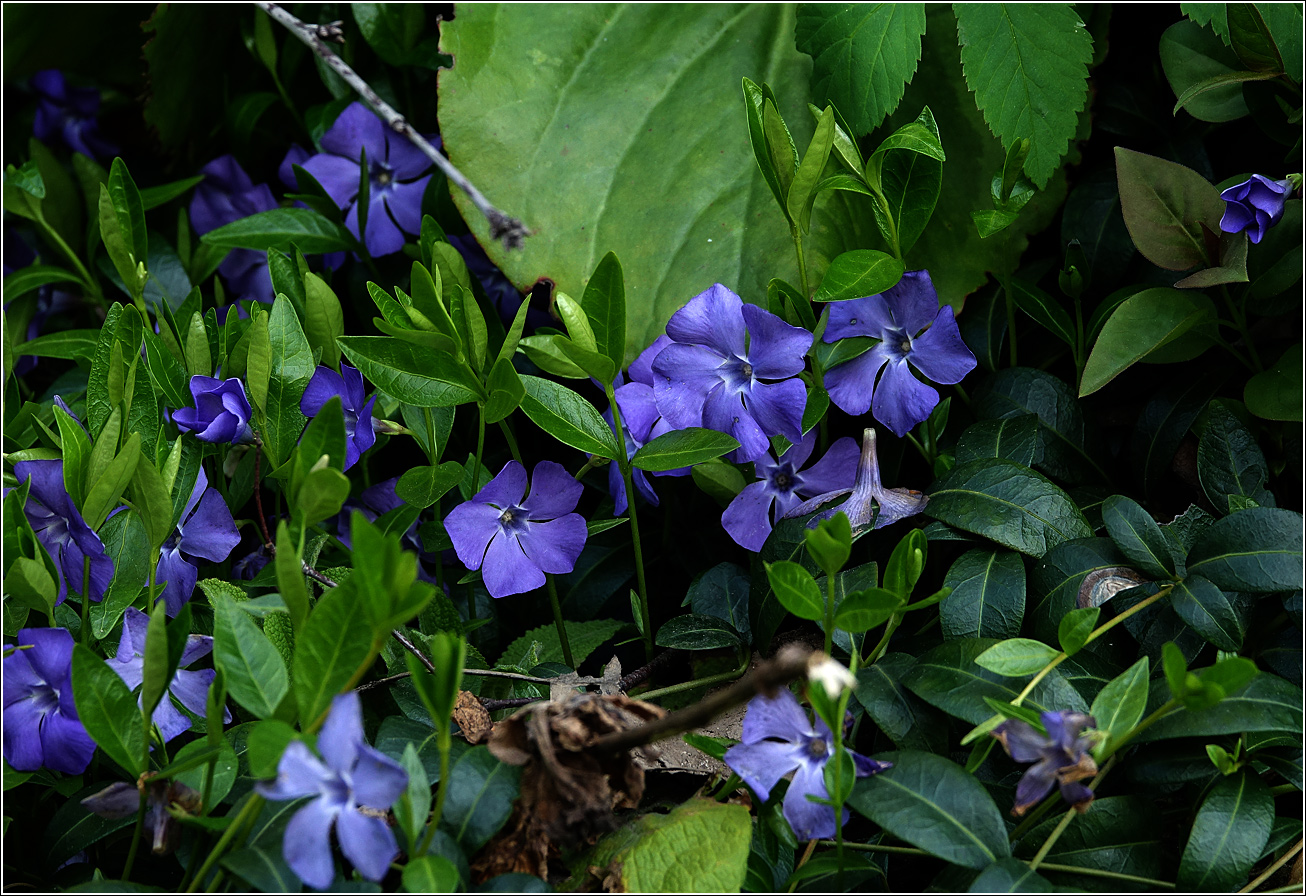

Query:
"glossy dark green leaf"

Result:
[[396, 462, 464, 510], [954, 415, 1041, 470], [941, 549, 1026, 639], [1173, 574, 1244, 650], [519, 375, 620, 458], [72, 643, 144, 776], [927, 458, 1092, 558], [262, 294, 314, 469], [834, 587, 901, 633], [579, 251, 627, 376], [16, 328, 98, 362], [1103, 494, 1177, 578], [222, 846, 299, 893], [200, 207, 354, 254], [403, 855, 460, 894], [685, 562, 751, 642], [1198, 401, 1273, 514], [1131, 366, 1228, 496], [1009, 278, 1075, 349], [1056, 606, 1099, 656], [967, 857, 1054, 893], [1186, 506, 1303, 592], [1178, 771, 1274, 890], [440, 746, 522, 853], [338, 336, 483, 408], [1244, 342, 1303, 422], [975, 638, 1059, 676], [1114, 147, 1224, 271], [1014, 796, 1162, 882], [872, 109, 944, 254], [42, 785, 136, 867], [1087, 657, 1150, 751], [655, 613, 743, 651], [1136, 672, 1302, 742], [972, 367, 1104, 485], [631, 427, 739, 472], [1161, 19, 1255, 122], [812, 250, 904, 303], [854, 654, 947, 752], [848, 750, 1010, 869], [91, 509, 151, 638], [1228, 2, 1285, 72], [211, 590, 289, 720]]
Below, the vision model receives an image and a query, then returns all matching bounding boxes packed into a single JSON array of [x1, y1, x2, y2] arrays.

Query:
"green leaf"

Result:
[[1244, 343, 1303, 422], [403, 855, 460, 894], [954, 4, 1092, 187], [91, 509, 151, 638], [1162, 20, 1257, 122], [618, 799, 751, 892], [972, 367, 1104, 485], [5, 265, 83, 301], [941, 549, 1026, 640], [294, 581, 374, 725], [926, 458, 1093, 557], [1013, 795, 1163, 882], [581, 251, 627, 373], [655, 614, 743, 651], [498, 619, 625, 669], [1080, 288, 1210, 396], [129, 455, 173, 552], [834, 587, 902, 633], [967, 858, 1055, 893], [1178, 771, 1274, 890], [274, 522, 311, 635], [440, 746, 522, 853], [787, 105, 836, 234], [1228, 3, 1285, 73], [742, 78, 788, 219], [631, 427, 739, 472], [1057, 606, 1099, 656], [302, 272, 343, 371], [199, 207, 354, 254], [222, 846, 298, 894], [765, 560, 825, 622], [795, 4, 926, 133], [869, 107, 945, 253], [1089, 657, 1150, 747], [1186, 506, 1303, 592], [1172, 574, 1244, 651], [353, 2, 432, 67], [1008, 278, 1075, 349], [975, 638, 1059, 676], [396, 743, 433, 854], [211, 590, 290, 720], [1136, 672, 1302, 742], [1185, 3, 1231, 44], [338, 336, 483, 408], [518, 375, 620, 458], [848, 750, 1010, 869], [107, 158, 148, 272], [262, 294, 314, 469], [954, 416, 1040, 469], [812, 250, 904, 302], [1102, 494, 1178, 578], [854, 655, 948, 752], [1198, 400, 1273, 514], [1255, 1, 1303, 82], [396, 462, 464, 510], [483, 356, 525, 425], [72, 644, 144, 776], [439, 5, 815, 362], [1114, 147, 1225, 271]]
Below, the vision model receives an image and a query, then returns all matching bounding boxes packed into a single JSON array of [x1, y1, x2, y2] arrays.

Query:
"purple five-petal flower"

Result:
[[256, 692, 408, 889], [172, 376, 255, 445], [822, 270, 976, 438], [189, 155, 278, 306], [3, 627, 97, 774], [1219, 174, 1293, 244], [722, 431, 859, 552], [155, 468, 241, 615], [107, 607, 231, 742], [783, 428, 928, 534], [300, 363, 378, 471], [652, 284, 812, 463], [444, 461, 588, 598], [993, 710, 1098, 816], [14, 459, 114, 604], [724, 688, 890, 841], [31, 70, 117, 160], [298, 102, 433, 257], [604, 335, 690, 515]]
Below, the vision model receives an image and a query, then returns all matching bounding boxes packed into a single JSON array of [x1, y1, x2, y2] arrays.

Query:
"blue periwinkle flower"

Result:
[[723, 431, 859, 552], [605, 335, 690, 515], [14, 459, 114, 604], [1219, 174, 1293, 244], [783, 428, 928, 534], [652, 284, 812, 463], [2, 627, 97, 774], [992, 710, 1098, 816], [444, 461, 588, 598], [189, 155, 278, 305], [155, 469, 241, 615], [296, 102, 433, 256], [107, 607, 231, 742], [299, 363, 378, 471], [172, 376, 254, 445], [724, 688, 890, 841], [30, 70, 117, 160], [822, 270, 976, 438], [257, 692, 408, 889]]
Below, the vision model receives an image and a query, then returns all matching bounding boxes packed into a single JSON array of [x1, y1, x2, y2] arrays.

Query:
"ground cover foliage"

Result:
[[2, 2, 1303, 893]]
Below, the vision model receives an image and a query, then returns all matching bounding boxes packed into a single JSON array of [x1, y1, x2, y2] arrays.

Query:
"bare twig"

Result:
[[590, 644, 813, 754], [619, 648, 683, 692], [257, 2, 530, 250]]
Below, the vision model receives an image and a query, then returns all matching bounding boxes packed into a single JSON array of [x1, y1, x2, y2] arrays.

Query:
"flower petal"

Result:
[[906, 307, 976, 385], [481, 530, 545, 598], [21, 627, 75, 687], [354, 192, 406, 257], [871, 360, 939, 438], [444, 502, 504, 572], [3, 696, 48, 770], [703, 383, 769, 462], [722, 481, 778, 552], [741, 689, 815, 744], [336, 807, 399, 882], [783, 757, 837, 841], [179, 487, 240, 562], [283, 798, 340, 890], [301, 366, 348, 417], [301, 153, 363, 208], [40, 709, 97, 774], [822, 293, 895, 342], [517, 514, 587, 575], [352, 744, 409, 809], [743, 378, 807, 446], [665, 284, 746, 357], [521, 461, 583, 520], [321, 103, 389, 165], [1013, 759, 1059, 814], [825, 344, 892, 416], [475, 461, 530, 509], [319, 692, 365, 774], [150, 691, 195, 743], [168, 667, 215, 718], [629, 335, 674, 387], [652, 343, 728, 430], [794, 437, 859, 498], [723, 739, 803, 803], [155, 549, 199, 617], [741, 304, 812, 379], [883, 270, 940, 335], [258, 741, 331, 801], [381, 177, 431, 236]]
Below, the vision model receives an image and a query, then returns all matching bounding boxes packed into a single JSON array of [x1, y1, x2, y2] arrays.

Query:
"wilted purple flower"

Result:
[[297, 102, 433, 256], [14, 459, 114, 604], [783, 428, 928, 534], [83, 777, 202, 855], [653, 284, 812, 463], [993, 710, 1098, 816], [155, 469, 241, 615], [172, 376, 254, 444], [300, 363, 378, 471], [822, 270, 976, 438], [2, 627, 97, 773], [106, 607, 231, 741], [1219, 175, 1293, 244], [444, 461, 587, 598], [189, 155, 277, 305], [30, 70, 117, 160], [724, 688, 890, 841], [723, 431, 859, 552], [256, 691, 408, 888]]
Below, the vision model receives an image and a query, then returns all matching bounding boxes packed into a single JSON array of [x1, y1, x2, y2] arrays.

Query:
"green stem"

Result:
[[121, 789, 147, 880], [1269, 784, 1298, 796], [793, 226, 810, 299], [545, 574, 575, 668], [1029, 756, 1116, 870], [470, 406, 486, 494], [864, 615, 901, 667], [79, 556, 92, 642], [416, 730, 453, 856], [817, 840, 926, 855], [1100, 699, 1179, 759], [1072, 294, 1086, 381], [186, 793, 265, 892], [497, 419, 524, 465], [421, 408, 437, 463], [606, 384, 652, 658], [1220, 285, 1263, 372], [36, 217, 104, 308], [638, 652, 750, 702], [823, 570, 835, 656]]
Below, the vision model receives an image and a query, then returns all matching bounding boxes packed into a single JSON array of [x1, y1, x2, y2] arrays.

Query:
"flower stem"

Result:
[[186, 793, 265, 892], [1037, 863, 1177, 889], [545, 574, 575, 668], [470, 406, 486, 495], [637, 651, 750, 702], [1240, 838, 1303, 893], [416, 729, 453, 856], [792, 226, 810, 299], [497, 419, 524, 465], [606, 383, 652, 658], [1028, 755, 1116, 870], [823, 571, 835, 656], [1220, 285, 1263, 372], [120, 789, 147, 881]]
